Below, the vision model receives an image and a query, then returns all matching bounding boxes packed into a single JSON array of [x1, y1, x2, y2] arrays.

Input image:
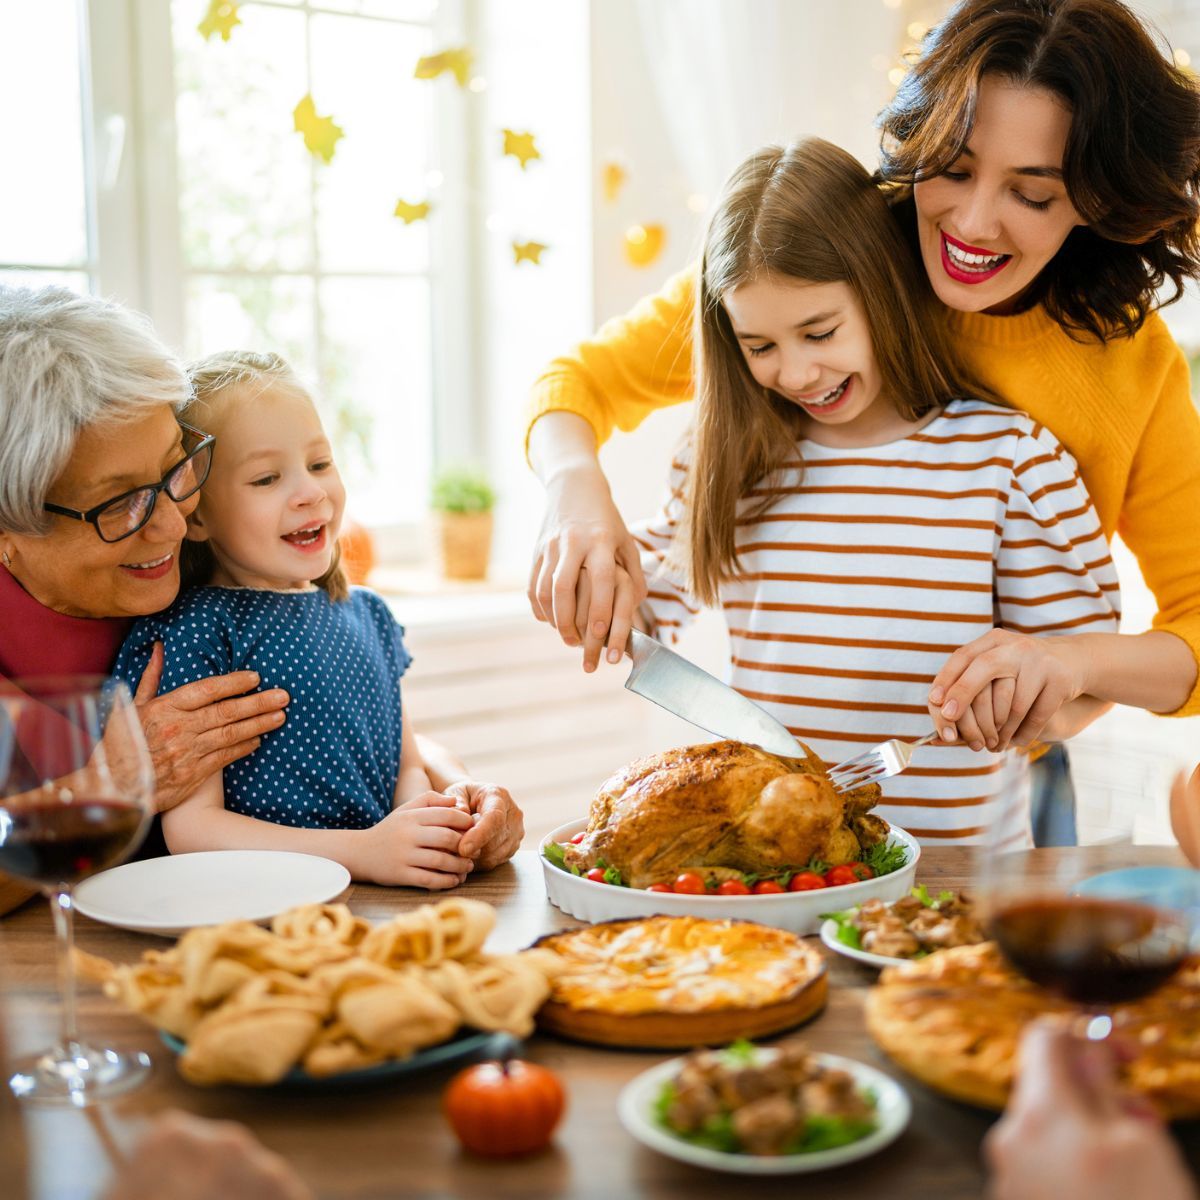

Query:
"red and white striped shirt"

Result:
[[634, 399, 1120, 844]]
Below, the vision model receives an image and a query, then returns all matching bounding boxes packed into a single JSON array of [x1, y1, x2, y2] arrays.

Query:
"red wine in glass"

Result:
[[0, 798, 146, 889], [1, 675, 155, 1106], [990, 896, 1190, 1006]]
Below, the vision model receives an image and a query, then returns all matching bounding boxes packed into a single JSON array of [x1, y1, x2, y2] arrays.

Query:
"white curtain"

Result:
[[634, 0, 910, 193], [634, 0, 790, 200]]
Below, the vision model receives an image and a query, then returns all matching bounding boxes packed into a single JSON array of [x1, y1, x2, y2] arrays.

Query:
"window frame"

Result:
[[4, 0, 484, 558]]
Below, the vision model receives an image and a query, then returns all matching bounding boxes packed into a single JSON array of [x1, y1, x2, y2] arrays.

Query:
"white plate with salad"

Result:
[[617, 1040, 911, 1175], [820, 886, 984, 968], [540, 819, 919, 935]]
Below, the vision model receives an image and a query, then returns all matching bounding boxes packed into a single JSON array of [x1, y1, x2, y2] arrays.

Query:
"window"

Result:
[[1, 0, 476, 539], [0, 1, 90, 295]]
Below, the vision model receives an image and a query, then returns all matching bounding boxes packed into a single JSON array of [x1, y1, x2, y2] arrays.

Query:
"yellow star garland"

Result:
[[393, 199, 432, 225], [197, 0, 241, 42], [512, 240, 547, 266], [293, 94, 344, 164], [502, 129, 541, 170], [414, 47, 475, 88]]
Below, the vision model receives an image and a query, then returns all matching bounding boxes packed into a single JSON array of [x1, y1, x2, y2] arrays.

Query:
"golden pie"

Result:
[[866, 942, 1200, 1119], [533, 915, 827, 1048]]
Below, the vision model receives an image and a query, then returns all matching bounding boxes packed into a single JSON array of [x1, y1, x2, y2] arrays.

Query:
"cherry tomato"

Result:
[[647, 882, 674, 893], [823, 862, 876, 887], [716, 879, 751, 896], [751, 879, 786, 895], [568, 831, 586, 845], [672, 872, 706, 895], [585, 867, 608, 884], [787, 871, 827, 892]]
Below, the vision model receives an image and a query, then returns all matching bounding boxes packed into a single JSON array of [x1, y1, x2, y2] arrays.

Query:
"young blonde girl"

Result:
[[611, 139, 1120, 843], [113, 353, 478, 887]]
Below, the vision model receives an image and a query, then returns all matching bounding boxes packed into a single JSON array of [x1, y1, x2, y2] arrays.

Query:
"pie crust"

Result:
[[533, 915, 827, 1048], [866, 942, 1200, 1118]]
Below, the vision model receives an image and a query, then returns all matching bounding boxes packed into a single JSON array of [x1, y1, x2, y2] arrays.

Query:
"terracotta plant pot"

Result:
[[437, 510, 493, 581], [338, 517, 377, 585]]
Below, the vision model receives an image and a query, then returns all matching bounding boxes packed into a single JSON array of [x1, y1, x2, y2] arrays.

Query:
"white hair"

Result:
[[0, 286, 191, 535]]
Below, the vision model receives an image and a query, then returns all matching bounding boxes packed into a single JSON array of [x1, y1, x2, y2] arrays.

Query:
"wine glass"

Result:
[[976, 758, 1194, 1040], [0, 675, 155, 1105]]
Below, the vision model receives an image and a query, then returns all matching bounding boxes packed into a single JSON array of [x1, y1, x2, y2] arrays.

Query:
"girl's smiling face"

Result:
[[187, 385, 346, 591], [723, 276, 910, 446], [913, 76, 1084, 315]]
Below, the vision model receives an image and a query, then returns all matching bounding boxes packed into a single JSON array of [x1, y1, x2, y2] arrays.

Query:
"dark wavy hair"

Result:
[[878, 0, 1200, 341]]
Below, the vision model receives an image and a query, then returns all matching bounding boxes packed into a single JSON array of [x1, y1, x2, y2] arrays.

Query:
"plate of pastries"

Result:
[[76, 898, 560, 1086]]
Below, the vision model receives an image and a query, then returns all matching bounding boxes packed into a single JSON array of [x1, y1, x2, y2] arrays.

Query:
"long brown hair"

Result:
[[687, 138, 987, 606], [181, 351, 349, 601], [878, 0, 1200, 341]]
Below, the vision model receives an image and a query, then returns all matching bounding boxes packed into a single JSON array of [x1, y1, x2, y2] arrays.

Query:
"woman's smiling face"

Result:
[[3, 406, 195, 618], [913, 75, 1084, 315]]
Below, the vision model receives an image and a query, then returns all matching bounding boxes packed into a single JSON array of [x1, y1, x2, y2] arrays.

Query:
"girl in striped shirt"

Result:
[[605, 139, 1119, 843]]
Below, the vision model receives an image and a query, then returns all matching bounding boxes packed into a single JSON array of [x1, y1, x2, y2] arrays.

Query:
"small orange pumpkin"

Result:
[[443, 1058, 566, 1156], [338, 516, 377, 585]]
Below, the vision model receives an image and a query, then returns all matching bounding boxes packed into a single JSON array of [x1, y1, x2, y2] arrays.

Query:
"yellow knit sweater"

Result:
[[527, 268, 1200, 716]]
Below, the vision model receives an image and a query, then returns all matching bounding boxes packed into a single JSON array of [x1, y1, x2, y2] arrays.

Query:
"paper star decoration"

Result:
[[393, 198, 432, 225], [414, 47, 475, 88], [293, 95, 344, 164], [197, 0, 241, 42], [602, 161, 628, 203], [502, 129, 541, 170], [624, 224, 666, 268], [512, 240, 548, 266]]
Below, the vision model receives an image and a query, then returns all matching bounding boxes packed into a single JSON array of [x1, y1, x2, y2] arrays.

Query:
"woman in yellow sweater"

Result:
[[526, 0, 1200, 844]]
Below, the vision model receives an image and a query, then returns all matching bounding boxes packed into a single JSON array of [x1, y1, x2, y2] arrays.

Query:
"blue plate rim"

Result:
[[159, 1027, 503, 1087]]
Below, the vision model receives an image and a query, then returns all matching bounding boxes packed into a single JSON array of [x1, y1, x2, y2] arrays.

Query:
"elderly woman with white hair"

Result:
[[0, 286, 293, 911]]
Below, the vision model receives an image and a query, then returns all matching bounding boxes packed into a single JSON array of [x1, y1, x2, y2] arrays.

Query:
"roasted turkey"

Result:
[[563, 740, 886, 889]]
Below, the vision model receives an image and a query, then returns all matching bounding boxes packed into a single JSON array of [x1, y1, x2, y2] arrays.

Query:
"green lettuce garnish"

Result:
[[862, 839, 909, 877], [820, 909, 863, 950], [542, 840, 581, 875]]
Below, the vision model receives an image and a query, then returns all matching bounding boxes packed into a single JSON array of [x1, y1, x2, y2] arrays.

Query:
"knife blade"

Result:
[[624, 629, 804, 758]]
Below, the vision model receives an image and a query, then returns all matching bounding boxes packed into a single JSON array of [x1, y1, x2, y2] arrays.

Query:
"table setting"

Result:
[[3, 673, 1200, 1199]]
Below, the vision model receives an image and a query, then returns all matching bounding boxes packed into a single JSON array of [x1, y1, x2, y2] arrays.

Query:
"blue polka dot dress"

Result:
[[113, 586, 411, 830]]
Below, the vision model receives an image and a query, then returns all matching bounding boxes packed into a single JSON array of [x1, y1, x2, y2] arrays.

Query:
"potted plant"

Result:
[[431, 466, 496, 581]]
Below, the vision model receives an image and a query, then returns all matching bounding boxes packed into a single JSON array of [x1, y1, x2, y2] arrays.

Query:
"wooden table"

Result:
[[2, 846, 1197, 1200]]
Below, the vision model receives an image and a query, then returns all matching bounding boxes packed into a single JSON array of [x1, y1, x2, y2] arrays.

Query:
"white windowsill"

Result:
[[368, 566, 531, 632]]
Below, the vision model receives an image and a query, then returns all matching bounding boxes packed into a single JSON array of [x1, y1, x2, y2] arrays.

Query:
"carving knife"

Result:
[[624, 629, 804, 758]]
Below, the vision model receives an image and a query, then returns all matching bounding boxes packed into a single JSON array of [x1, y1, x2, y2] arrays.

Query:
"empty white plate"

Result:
[[74, 850, 351, 936]]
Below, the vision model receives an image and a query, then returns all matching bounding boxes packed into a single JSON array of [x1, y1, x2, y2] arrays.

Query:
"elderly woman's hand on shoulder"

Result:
[[132, 642, 289, 813]]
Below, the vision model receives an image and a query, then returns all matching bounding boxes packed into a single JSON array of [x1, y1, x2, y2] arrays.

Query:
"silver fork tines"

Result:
[[827, 731, 940, 794]]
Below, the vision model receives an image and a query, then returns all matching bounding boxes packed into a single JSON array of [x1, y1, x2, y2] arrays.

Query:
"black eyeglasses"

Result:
[[43, 422, 215, 544]]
